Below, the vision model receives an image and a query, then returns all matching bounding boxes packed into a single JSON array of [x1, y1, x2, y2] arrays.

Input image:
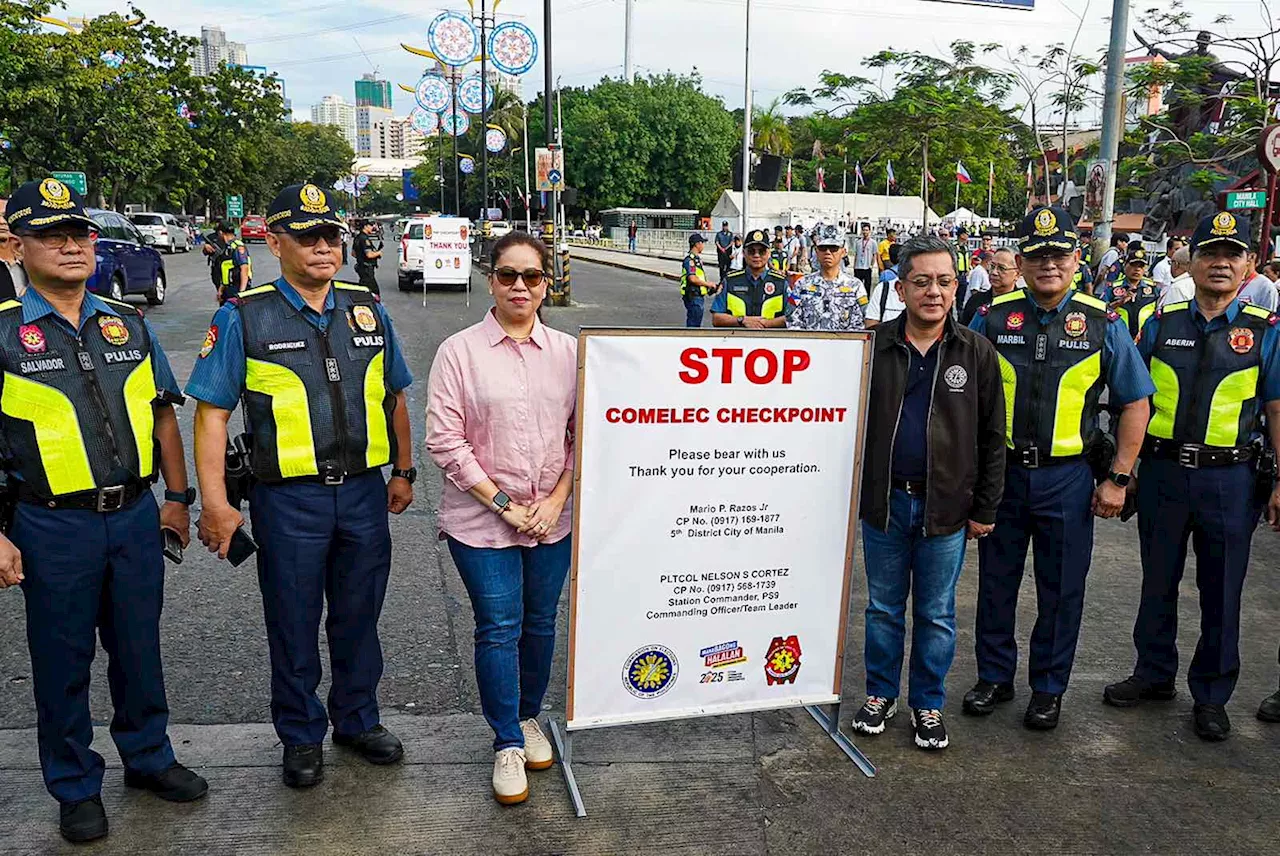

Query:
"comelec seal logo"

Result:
[[299, 184, 329, 214], [1033, 208, 1057, 236], [1211, 212, 1236, 236], [39, 178, 74, 210], [623, 645, 678, 699], [944, 365, 967, 389]]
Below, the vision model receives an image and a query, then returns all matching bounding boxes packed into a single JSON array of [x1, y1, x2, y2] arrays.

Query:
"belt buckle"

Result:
[[1178, 446, 1200, 469], [1021, 447, 1040, 469], [96, 485, 126, 513], [322, 472, 345, 486]]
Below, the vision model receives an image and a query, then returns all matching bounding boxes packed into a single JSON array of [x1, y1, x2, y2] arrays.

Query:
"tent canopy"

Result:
[[942, 206, 999, 225], [712, 191, 940, 234]]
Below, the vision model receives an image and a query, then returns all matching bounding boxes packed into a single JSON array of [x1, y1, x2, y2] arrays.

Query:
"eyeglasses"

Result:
[[1023, 252, 1074, 268], [273, 227, 343, 248], [20, 230, 97, 248], [990, 264, 1016, 274], [494, 267, 545, 288], [907, 276, 956, 290]]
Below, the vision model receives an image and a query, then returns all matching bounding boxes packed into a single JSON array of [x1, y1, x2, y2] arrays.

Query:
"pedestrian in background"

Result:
[[878, 228, 898, 269], [715, 220, 734, 281], [852, 222, 879, 290], [680, 234, 716, 328], [426, 232, 576, 806], [1158, 246, 1194, 307], [960, 247, 1018, 326], [866, 245, 906, 328], [353, 220, 382, 296], [627, 221, 638, 253], [729, 234, 744, 272], [1152, 237, 1183, 291], [966, 250, 992, 296], [1239, 250, 1280, 311], [853, 235, 1006, 750], [0, 197, 27, 299]]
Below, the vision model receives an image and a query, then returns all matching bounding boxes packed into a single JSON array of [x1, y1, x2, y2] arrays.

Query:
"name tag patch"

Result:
[[996, 334, 1025, 346], [103, 349, 144, 364], [352, 335, 385, 348], [1165, 338, 1196, 348], [1057, 339, 1094, 351], [266, 340, 308, 353], [20, 356, 65, 375]]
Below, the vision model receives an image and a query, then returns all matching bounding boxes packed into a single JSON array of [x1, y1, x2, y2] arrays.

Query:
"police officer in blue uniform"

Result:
[[680, 233, 717, 328], [966, 206, 1155, 729], [712, 229, 789, 328], [187, 183, 416, 788], [0, 179, 206, 843], [1100, 245, 1159, 338], [1104, 212, 1280, 741]]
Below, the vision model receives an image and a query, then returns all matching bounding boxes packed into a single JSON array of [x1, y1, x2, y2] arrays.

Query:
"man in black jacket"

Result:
[[852, 235, 1007, 751]]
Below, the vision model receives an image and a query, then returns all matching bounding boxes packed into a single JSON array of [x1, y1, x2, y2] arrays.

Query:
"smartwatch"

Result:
[[1107, 471, 1132, 488], [391, 467, 418, 484], [165, 487, 197, 506], [490, 491, 511, 514]]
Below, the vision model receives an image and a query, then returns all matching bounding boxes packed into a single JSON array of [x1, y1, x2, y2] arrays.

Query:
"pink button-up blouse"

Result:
[[425, 308, 578, 548]]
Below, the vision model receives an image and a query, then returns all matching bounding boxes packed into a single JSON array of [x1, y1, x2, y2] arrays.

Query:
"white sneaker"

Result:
[[520, 719, 554, 771], [492, 747, 528, 805]]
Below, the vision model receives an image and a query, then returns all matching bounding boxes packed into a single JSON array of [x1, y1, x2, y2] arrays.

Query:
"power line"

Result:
[[246, 12, 421, 46]]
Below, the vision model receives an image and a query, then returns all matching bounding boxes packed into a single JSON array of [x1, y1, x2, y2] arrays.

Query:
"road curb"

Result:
[[571, 253, 680, 282]]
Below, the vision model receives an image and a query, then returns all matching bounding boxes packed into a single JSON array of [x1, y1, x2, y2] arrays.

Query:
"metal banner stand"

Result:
[[547, 704, 874, 818]]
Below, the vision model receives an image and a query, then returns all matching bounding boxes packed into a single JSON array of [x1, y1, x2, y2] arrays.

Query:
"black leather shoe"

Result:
[[332, 724, 404, 765], [282, 744, 324, 788], [1024, 692, 1062, 730], [1193, 703, 1231, 741], [60, 796, 108, 843], [962, 680, 1015, 716], [1103, 675, 1177, 708], [123, 763, 208, 802], [1258, 689, 1280, 723]]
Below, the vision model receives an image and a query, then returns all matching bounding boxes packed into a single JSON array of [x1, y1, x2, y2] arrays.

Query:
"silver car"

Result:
[[129, 212, 192, 254]]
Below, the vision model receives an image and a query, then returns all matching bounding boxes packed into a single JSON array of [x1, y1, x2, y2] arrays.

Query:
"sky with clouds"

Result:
[[58, 0, 1271, 127]]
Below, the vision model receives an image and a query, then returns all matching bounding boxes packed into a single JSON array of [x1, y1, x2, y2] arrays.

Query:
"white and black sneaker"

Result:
[[851, 696, 897, 735], [911, 708, 949, 750]]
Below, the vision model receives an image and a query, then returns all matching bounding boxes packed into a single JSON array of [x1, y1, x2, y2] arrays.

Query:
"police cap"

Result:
[[1018, 206, 1078, 256], [743, 229, 770, 249], [215, 220, 236, 234], [1124, 244, 1149, 265], [265, 183, 347, 235], [814, 223, 846, 248], [688, 232, 706, 248], [1190, 211, 1250, 255], [5, 178, 97, 233]]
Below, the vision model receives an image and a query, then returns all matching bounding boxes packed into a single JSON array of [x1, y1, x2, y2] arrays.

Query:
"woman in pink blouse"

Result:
[[425, 233, 576, 806]]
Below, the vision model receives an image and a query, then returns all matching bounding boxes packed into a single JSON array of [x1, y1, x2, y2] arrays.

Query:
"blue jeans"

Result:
[[628, 237, 637, 253], [448, 536, 573, 750], [861, 489, 967, 709], [684, 296, 704, 328]]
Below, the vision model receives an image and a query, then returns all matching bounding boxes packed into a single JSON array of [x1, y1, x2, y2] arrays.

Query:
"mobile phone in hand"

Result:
[[162, 528, 184, 565], [225, 526, 259, 567]]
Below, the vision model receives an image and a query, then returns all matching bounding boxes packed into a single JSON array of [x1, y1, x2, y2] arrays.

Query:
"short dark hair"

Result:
[[1111, 233, 1129, 247], [887, 228, 897, 237], [490, 231, 550, 272], [1266, 260, 1280, 275], [1166, 236, 1183, 252], [888, 244, 902, 264], [897, 235, 956, 281]]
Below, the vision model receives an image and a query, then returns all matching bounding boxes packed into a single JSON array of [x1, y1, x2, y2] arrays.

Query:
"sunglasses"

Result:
[[745, 246, 769, 255], [494, 267, 546, 288], [273, 227, 343, 248]]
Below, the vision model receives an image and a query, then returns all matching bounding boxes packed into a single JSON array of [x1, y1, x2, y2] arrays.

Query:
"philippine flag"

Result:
[[956, 161, 973, 184], [887, 161, 896, 188], [855, 162, 864, 185]]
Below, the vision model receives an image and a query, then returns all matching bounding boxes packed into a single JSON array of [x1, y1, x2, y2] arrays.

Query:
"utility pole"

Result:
[[740, 0, 752, 235], [624, 0, 635, 84], [1092, 0, 1130, 262], [478, 0, 490, 230], [544, 0, 567, 305]]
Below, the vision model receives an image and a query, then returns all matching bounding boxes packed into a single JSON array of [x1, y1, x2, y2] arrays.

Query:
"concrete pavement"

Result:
[[0, 250, 1278, 854]]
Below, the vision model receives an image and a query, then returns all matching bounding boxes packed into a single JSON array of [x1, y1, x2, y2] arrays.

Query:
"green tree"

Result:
[[752, 98, 793, 156]]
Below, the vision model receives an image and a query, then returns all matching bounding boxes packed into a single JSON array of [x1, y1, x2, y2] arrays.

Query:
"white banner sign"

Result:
[[421, 216, 473, 286], [567, 330, 871, 730]]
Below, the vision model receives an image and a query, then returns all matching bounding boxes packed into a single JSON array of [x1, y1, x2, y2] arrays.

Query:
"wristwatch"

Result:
[[1107, 471, 1132, 488], [165, 487, 197, 506], [391, 467, 418, 484], [490, 491, 511, 514], [737, 316, 746, 327]]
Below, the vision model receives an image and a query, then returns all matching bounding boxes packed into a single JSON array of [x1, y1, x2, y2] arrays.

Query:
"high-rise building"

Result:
[[371, 116, 425, 160], [311, 95, 358, 153], [191, 26, 248, 76], [355, 73, 393, 110], [356, 106, 394, 157]]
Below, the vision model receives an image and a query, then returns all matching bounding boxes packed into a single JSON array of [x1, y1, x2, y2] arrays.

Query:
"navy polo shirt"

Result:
[[891, 339, 940, 483]]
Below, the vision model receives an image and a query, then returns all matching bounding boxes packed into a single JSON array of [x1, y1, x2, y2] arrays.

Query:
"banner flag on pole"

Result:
[[926, 169, 937, 183], [786, 159, 793, 192], [956, 162, 972, 184], [817, 166, 826, 192], [855, 162, 864, 186], [886, 161, 896, 190]]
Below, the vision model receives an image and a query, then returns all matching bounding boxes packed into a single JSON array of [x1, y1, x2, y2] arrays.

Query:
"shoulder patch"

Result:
[[1107, 310, 1120, 322], [991, 290, 1025, 307], [1162, 301, 1190, 314], [1070, 292, 1108, 311], [1242, 305, 1271, 320], [0, 300, 21, 313], [978, 303, 991, 316]]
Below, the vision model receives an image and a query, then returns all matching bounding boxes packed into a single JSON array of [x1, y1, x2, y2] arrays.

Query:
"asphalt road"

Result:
[[0, 246, 1279, 854]]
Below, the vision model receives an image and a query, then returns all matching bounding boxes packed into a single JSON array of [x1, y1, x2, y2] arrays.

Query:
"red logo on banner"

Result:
[[764, 635, 802, 685]]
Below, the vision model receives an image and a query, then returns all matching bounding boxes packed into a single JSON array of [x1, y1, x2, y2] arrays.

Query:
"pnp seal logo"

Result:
[[1211, 212, 1237, 236], [98, 315, 129, 346], [39, 178, 74, 210], [18, 324, 46, 354], [1006, 311, 1024, 332], [1064, 311, 1087, 338], [352, 305, 378, 332], [623, 645, 678, 699], [1230, 327, 1255, 354], [764, 635, 802, 685], [1033, 208, 1057, 236], [299, 184, 329, 214]]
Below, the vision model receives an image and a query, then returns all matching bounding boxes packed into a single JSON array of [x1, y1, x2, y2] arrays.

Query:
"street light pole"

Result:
[[451, 71, 460, 216], [479, 0, 489, 228], [740, 0, 752, 235], [624, 0, 634, 84], [1092, 0, 1130, 262]]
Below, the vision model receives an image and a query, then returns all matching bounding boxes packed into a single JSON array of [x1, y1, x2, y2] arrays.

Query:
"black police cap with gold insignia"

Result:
[[265, 183, 347, 235], [1190, 211, 1250, 254], [1018, 205, 1079, 256], [743, 228, 770, 249], [1125, 244, 1149, 265], [5, 178, 98, 233]]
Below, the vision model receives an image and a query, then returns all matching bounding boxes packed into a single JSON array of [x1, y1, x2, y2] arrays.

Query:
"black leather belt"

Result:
[[19, 478, 150, 512], [1007, 446, 1085, 469], [271, 466, 371, 487], [1143, 438, 1255, 469], [892, 478, 927, 497]]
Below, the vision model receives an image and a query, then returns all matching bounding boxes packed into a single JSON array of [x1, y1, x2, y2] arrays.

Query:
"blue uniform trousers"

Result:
[[683, 296, 704, 328], [249, 469, 392, 746], [1133, 458, 1259, 705], [976, 460, 1095, 695], [15, 493, 176, 804]]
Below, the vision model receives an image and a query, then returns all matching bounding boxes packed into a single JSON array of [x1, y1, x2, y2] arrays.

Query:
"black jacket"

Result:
[[860, 313, 1006, 537]]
